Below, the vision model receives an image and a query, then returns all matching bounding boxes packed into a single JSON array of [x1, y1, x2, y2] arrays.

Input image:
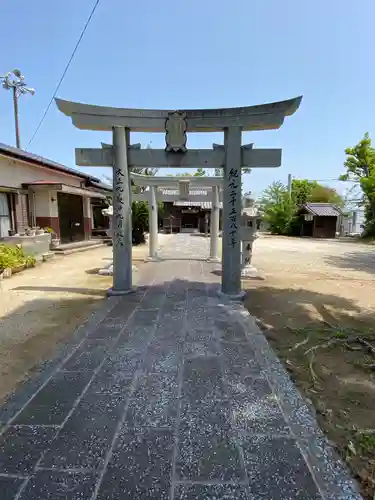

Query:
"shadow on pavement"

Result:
[[12, 286, 107, 296], [324, 251, 375, 275]]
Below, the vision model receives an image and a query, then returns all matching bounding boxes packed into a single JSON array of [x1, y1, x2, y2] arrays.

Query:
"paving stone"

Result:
[[232, 394, 291, 436], [0, 476, 24, 499], [173, 484, 250, 500], [226, 374, 272, 400], [242, 435, 322, 499], [139, 293, 166, 309], [225, 373, 290, 435], [18, 471, 98, 499], [0, 426, 56, 474], [13, 371, 92, 425], [183, 338, 220, 358], [40, 394, 126, 470], [215, 318, 248, 342], [105, 349, 143, 375], [125, 373, 178, 429], [176, 426, 245, 482], [182, 356, 225, 401], [185, 327, 216, 342], [223, 360, 263, 380], [180, 398, 232, 432], [105, 299, 141, 321], [115, 325, 155, 351], [220, 341, 256, 367], [96, 429, 174, 500], [131, 308, 160, 327], [87, 364, 134, 396], [86, 323, 123, 340], [62, 339, 109, 371], [153, 325, 186, 347], [144, 344, 183, 373]]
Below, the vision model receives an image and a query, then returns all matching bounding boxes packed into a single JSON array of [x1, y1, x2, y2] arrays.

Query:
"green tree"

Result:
[[291, 179, 318, 205], [309, 184, 344, 207], [291, 179, 343, 207], [259, 181, 296, 235], [340, 133, 375, 236], [194, 167, 206, 176]]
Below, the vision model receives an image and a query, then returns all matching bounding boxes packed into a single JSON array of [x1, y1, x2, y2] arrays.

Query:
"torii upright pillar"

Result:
[[222, 127, 243, 297], [109, 127, 133, 295], [148, 185, 159, 260], [208, 185, 220, 262]]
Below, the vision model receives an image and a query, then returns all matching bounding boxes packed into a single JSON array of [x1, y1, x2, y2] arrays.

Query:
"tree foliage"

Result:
[[259, 182, 296, 234], [340, 133, 375, 236], [260, 179, 344, 235], [194, 167, 206, 176]]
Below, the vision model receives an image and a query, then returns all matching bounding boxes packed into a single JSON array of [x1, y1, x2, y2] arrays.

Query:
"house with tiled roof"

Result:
[[0, 143, 111, 243], [297, 203, 344, 238]]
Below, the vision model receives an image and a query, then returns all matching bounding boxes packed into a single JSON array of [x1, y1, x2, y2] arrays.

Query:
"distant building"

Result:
[[162, 189, 223, 233], [341, 208, 365, 236], [297, 203, 343, 238]]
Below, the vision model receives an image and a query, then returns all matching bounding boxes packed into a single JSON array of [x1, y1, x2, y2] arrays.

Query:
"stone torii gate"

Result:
[[56, 96, 302, 297], [130, 172, 223, 262]]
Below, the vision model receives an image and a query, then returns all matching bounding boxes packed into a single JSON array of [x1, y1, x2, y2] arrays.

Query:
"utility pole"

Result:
[[1, 69, 35, 149], [287, 173, 292, 198], [12, 86, 20, 148]]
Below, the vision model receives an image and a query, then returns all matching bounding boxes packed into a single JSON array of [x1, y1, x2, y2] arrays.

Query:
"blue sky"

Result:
[[1, 0, 374, 199]]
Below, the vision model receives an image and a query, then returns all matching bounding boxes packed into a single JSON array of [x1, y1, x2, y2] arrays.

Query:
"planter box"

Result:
[[0, 233, 51, 259], [12, 265, 26, 275], [2, 268, 12, 279]]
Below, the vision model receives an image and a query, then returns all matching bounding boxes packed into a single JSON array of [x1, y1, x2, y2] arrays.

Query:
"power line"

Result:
[[26, 0, 101, 150]]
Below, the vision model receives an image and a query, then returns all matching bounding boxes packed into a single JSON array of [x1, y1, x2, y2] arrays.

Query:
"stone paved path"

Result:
[[0, 235, 362, 499]]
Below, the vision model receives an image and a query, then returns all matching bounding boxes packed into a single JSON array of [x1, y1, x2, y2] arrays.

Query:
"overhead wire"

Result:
[[26, 0, 101, 150]]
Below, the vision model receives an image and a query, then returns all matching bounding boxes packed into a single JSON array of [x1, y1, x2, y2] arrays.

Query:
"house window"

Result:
[[0, 193, 11, 237]]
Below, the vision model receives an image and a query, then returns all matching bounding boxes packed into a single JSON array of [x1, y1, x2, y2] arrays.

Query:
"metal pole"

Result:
[[109, 126, 133, 295], [12, 87, 21, 148], [222, 126, 243, 297], [287, 173, 292, 199]]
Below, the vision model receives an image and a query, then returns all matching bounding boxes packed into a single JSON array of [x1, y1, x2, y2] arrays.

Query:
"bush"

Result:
[[0, 244, 36, 272], [132, 201, 148, 245]]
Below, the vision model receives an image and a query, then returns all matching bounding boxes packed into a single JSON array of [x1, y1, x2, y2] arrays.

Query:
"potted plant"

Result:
[[25, 227, 36, 237], [44, 227, 60, 249]]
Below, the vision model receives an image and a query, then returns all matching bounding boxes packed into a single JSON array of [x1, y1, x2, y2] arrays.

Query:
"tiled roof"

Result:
[[302, 203, 342, 217], [0, 142, 99, 182]]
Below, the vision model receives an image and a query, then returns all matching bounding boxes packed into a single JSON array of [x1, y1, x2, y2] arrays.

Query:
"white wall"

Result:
[[33, 189, 59, 218], [0, 155, 83, 188]]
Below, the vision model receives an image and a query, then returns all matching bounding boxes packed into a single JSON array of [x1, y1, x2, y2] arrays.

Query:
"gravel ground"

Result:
[[0, 242, 153, 402], [251, 235, 375, 313]]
